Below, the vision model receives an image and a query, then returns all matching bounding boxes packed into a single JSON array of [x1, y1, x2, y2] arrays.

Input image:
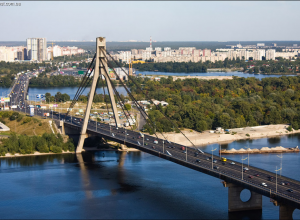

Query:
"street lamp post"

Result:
[[211, 148, 217, 169], [241, 156, 248, 180], [275, 166, 282, 193], [163, 140, 165, 154], [143, 133, 144, 146], [277, 153, 283, 177], [186, 146, 188, 161], [244, 146, 250, 168]]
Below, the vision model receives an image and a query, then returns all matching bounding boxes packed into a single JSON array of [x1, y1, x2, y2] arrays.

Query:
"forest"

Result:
[[126, 75, 300, 133], [0, 133, 75, 156], [29, 74, 119, 87]]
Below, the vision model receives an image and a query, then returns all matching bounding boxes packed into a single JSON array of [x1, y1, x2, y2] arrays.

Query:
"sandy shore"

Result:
[[1, 151, 75, 158], [157, 75, 234, 81], [153, 124, 300, 147]]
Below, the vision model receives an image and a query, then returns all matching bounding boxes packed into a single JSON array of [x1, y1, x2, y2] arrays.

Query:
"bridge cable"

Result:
[[103, 50, 163, 140], [101, 49, 160, 139], [66, 53, 96, 117], [66, 63, 96, 118], [67, 53, 96, 108], [105, 50, 197, 148], [99, 58, 136, 131], [102, 53, 161, 139], [99, 73, 110, 118]]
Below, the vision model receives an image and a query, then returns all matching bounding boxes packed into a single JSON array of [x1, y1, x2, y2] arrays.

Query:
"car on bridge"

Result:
[[154, 140, 158, 144], [261, 183, 267, 187], [287, 189, 293, 193], [214, 166, 219, 169]]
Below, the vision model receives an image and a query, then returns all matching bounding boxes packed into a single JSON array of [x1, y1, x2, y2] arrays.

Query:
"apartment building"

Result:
[[27, 38, 47, 61]]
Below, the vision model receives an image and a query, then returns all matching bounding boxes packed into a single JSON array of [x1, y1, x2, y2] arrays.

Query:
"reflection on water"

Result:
[[0, 136, 299, 219], [268, 137, 281, 145], [1, 153, 76, 168]]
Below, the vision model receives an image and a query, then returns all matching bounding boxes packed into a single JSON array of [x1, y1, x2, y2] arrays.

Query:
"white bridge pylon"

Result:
[[76, 37, 121, 153]]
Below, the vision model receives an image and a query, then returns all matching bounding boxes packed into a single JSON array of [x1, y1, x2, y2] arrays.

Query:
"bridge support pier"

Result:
[[279, 205, 295, 220], [59, 120, 65, 135], [223, 181, 262, 212], [273, 200, 296, 220], [77, 133, 89, 153], [119, 144, 128, 151]]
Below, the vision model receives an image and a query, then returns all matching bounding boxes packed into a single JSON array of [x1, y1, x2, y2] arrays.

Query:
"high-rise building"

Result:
[[203, 49, 211, 57], [266, 49, 276, 60], [17, 51, 24, 60], [26, 38, 47, 61]]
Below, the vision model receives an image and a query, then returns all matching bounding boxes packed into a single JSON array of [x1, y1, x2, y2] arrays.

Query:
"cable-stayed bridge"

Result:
[[10, 37, 300, 219]]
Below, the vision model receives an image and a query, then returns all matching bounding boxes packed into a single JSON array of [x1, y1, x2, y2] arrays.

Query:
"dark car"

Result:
[[287, 189, 293, 193], [196, 159, 201, 163], [248, 175, 253, 178]]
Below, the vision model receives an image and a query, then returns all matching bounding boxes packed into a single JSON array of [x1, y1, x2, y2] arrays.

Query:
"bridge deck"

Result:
[[64, 120, 300, 210], [10, 73, 300, 210]]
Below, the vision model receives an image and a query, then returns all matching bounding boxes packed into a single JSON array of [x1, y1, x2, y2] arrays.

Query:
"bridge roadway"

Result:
[[9, 74, 300, 211]]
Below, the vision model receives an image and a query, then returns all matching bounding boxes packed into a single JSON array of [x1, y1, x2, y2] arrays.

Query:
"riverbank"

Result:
[[1, 151, 75, 158], [153, 124, 300, 148]]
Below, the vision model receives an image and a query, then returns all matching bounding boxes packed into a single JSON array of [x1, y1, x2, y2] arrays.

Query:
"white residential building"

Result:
[[266, 49, 276, 60]]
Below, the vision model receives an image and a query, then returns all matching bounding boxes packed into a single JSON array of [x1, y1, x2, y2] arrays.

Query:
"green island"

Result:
[[126, 75, 300, 133]]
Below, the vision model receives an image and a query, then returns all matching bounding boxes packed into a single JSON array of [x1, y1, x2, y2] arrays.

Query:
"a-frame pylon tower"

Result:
[[76, 37, 121, 153]]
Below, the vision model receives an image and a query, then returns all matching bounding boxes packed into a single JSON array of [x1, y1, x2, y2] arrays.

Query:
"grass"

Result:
[[0, 113, 52, 136]]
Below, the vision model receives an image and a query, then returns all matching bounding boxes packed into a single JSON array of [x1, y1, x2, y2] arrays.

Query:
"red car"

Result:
[[255, 174, 259, 177], [248, 175, 253, 178]]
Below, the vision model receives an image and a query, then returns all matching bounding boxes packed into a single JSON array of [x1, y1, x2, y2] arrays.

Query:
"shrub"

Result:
[[22, 117, 32, 124], [246, 133, 250, 137], [50, 146, 62, 153], [287, 126, 293, 132]]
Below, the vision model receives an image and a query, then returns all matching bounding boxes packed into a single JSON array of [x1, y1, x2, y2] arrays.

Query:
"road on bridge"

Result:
[[8, 73, 300, 211]]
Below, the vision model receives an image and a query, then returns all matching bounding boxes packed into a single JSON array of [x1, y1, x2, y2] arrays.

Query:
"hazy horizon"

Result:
[[0, 1, 299, 42]]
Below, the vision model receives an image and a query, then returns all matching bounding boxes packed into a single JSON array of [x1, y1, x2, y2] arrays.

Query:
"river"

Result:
[[0, 134, 299, 219]]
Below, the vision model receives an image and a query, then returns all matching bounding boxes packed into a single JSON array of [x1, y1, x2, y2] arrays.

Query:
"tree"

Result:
[[124, 104, 131, 111]]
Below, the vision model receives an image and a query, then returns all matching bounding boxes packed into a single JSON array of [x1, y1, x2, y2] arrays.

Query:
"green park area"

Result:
[[0, 111, 75, 156]]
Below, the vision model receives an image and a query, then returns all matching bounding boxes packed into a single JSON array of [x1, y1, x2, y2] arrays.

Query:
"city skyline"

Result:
[[1, 1, 300, 42]]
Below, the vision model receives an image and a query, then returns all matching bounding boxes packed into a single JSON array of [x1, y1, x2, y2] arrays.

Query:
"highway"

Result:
[[7, 73, 300, 210]]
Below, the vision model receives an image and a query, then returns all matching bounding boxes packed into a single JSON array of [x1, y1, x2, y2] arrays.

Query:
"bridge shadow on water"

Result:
[[228, 210, 262, 220]]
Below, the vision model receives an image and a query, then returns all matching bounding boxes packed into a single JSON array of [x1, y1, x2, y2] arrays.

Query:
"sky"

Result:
[[1, 1, 300, 42]]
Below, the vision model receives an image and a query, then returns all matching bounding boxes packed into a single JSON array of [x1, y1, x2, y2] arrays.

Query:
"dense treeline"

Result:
[[30, 74, 80, 87], [0, 133, 75, 156], [29, 74, 119, 87], [132, 62, 207, 73], [0, 61, 55, 87], [0, 111, 75, 156], [127, 76, 300, 133], [131, 58, 300, 74]]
